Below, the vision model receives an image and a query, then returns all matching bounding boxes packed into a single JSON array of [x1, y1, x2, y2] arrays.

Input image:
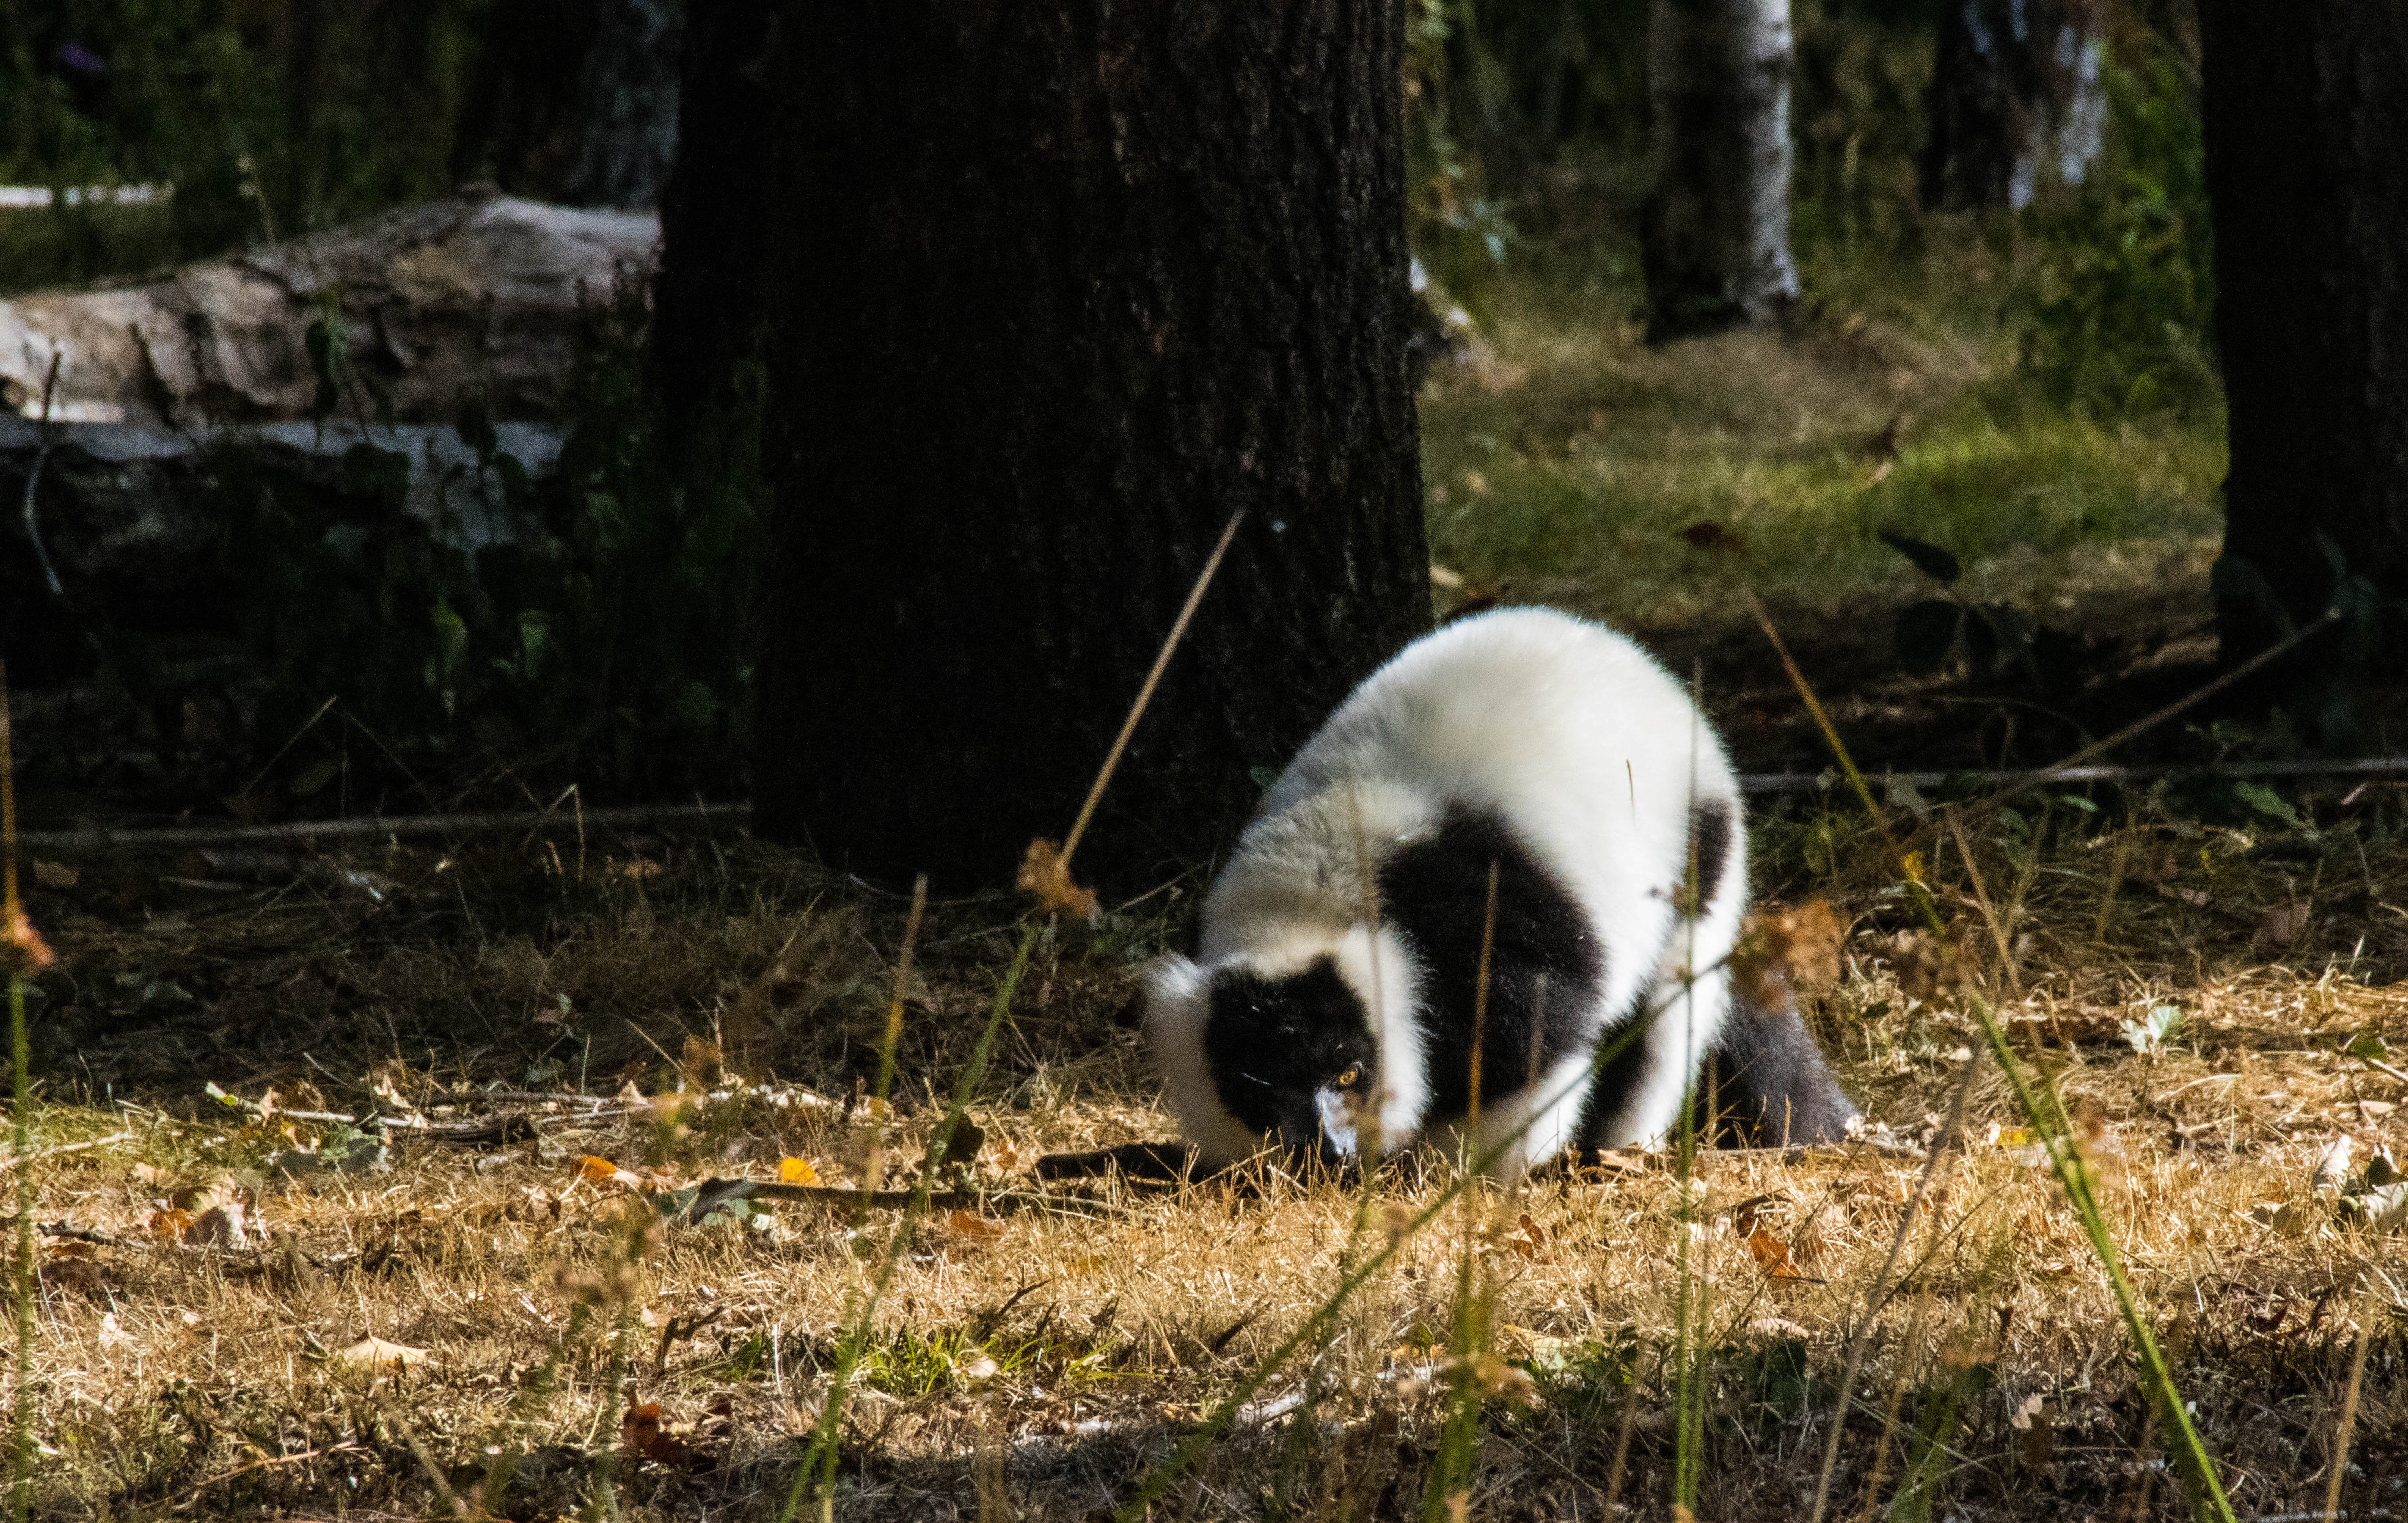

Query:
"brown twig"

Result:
[[2322, 1273, 2381, 1523], [1056, 510, 1245, 875], [0, 1131, 132, 1172]]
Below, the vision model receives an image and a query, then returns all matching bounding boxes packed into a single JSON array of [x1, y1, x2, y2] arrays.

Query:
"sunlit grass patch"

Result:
[[1419, 276, 2227, 635]]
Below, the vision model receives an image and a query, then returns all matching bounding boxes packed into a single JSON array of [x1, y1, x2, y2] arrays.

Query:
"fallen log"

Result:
[[1, 188, 660, 427]]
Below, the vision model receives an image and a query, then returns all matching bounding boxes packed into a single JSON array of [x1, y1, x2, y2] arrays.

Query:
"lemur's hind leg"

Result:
[[1700, 987, 1856, 1146]]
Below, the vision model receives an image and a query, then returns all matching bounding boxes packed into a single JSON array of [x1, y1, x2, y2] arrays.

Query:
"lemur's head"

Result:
[[1141, 924, 1424, 1166]]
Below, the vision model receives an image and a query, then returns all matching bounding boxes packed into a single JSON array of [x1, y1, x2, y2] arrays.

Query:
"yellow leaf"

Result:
[[578, 1155, 622, 1181], [335, 1337, 432, 1374], [1748, 1227, 1806, 1280], [778, 1157, 820, 1186], [1015, 838, 1098, 920]]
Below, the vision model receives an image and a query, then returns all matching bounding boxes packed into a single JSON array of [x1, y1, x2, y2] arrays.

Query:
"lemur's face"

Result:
[[1199, 956, 1380, 1164]]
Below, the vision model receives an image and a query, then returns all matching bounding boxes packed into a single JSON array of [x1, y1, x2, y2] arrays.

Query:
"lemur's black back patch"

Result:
[[1688, 798, 1733, 909], [1377, 805, 1601, 1120]]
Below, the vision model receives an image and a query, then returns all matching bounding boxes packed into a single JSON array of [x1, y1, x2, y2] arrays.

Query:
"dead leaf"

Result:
[[1016, 838, 1098, 920], [335, 1337, 431, 1375], [947, 1209, 1005, 1240], [1747, 1227, 1807, 1280], [680, 1034, 722, 1088], [1732, 900, 1845, 1006], [777, 1156, 820, 1186], [2009, 1392, 2055, 1466], [1884, 929, 1962, 1003], [38, 1258, 108, 1293], [1, 908, 53, 977], [577, 1155, 642, 1190], [31, 861, 78, 889], [621, 1402, 698, 1466], [1678, 521, 1748, 556], [2312, 1136, 2354, 1196], [2254, 900, 2314, 948], [622, 858, 664, 880], [144, 1207, 194, 1240], [1505, 1212, 1547, 1262], [1428, 563, 1466, 589], [2245, 1201, 2318, 1238], [98, 1311, 136, 1350], [2155, 881, 2212, 908], [183, 1202, 254, 1247]]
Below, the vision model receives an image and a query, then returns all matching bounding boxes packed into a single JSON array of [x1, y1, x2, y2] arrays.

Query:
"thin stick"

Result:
[[855, 876, 929, 1210], [1805, 1046, 1984, 1523], [1057, 510, 1245, 874], [18, 356, 64, 599], [1466, 859, 1499, 1134], [1850, 1268, 1941, 1523], [2321, 1274, 2381, 1523], [1601, 1343, 1646, 1516], [2094, 826, 2133, 950], [1984, 607, 2342, 808], [0, 1131, 131, 1172], [1944, 809, 2019, 996]]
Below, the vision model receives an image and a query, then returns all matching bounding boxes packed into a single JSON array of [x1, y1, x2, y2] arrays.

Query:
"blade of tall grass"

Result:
[[1424, 862, 1503, 1523], [1805, 1046, 1984, 1523], [2, 661, 32, 1523], [1744, 591, 2235, 1523]]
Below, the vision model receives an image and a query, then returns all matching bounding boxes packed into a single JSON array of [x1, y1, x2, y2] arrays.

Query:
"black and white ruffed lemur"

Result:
[[1141, 606, 1856, 1177]]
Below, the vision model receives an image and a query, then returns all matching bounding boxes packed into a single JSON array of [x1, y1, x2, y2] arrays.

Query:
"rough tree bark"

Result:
[[1919, 0, 2107, 212], [649, 0, 779, 451], [753, 3, 1431, 892], [1640, 0, 1800, 342], [2201, 3, 2408, 723], [556, 0, 683, 209]]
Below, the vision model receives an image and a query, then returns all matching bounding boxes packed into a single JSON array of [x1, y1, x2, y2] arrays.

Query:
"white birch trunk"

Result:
[[1640, 0, 1800, 341]]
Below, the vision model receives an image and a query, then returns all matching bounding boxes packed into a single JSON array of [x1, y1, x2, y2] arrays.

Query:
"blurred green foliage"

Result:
[[207, 273, 764, 805], [0, 0, 596, 289], [2013, 22, 2217, 419]]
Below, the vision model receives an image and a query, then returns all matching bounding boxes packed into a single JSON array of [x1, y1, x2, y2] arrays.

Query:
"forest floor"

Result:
[[11, 276, 2408, 1522]]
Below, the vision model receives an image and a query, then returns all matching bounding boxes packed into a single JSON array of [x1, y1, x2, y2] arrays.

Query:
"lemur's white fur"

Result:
[[1145, 607, 1750, 1174]]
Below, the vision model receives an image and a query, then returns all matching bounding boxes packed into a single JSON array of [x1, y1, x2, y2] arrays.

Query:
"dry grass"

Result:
[[9, 790, 2408, 1522]]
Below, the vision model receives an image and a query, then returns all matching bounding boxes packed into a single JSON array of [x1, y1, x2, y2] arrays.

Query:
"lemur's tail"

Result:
[[1697, 985, 1858, 1147]]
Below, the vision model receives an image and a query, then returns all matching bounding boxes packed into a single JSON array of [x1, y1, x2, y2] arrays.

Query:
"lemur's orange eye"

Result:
[[1336, 1065, 1363, 1089]]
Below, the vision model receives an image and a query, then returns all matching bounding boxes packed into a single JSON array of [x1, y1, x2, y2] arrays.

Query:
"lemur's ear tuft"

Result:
[[1140, 953, 1207, 1038]]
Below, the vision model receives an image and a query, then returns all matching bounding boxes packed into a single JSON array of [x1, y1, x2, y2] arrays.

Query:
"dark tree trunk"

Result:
[[650, 0, 779, 446], [2202, 2, 2408, 733], [556, 0, 682, 209], [755, 3, 1431, 893], [1918, 0, 2107, 212], [1640, 0, 1800, 341]]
